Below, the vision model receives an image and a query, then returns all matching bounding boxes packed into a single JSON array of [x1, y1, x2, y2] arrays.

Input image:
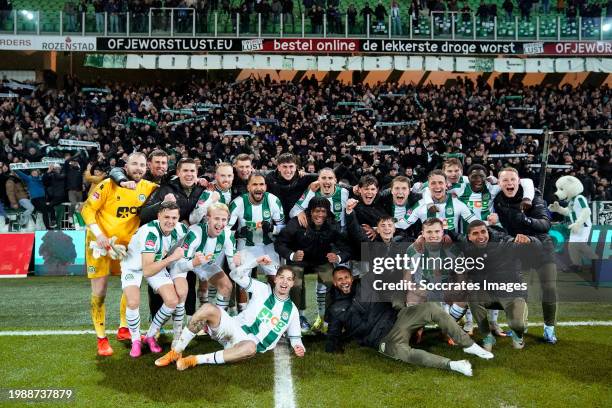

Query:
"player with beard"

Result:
[[325, 265, 493, 377], [461, 220, 534, 351], [377, 176, 422, 241], [406, 170, 477, 233], [189, 162, 236, 307], [190, 162, 235, 225], [290, 168, 350, 230], [265, 153, 318, 219], [109, 149, 170, 342], [229, 174, 285, 305], [110, 149, 169, 186], [490, 167, 558, 344], [81, 152, 158, 356], [155, 262, 304, 370]]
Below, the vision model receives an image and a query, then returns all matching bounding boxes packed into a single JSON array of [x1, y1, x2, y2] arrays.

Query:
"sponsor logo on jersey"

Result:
[[145, 239, 156, 250], [138, 194, 146, 202], [258, 307, 287, 333], [116, 206, 139, 218], [124, 273, 134, 280], [92, 192, 100, 200], [87, 266, 96, 273], [474, 201, 482, 208]]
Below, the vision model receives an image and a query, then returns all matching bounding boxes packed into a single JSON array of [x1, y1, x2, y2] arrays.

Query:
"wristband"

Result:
[[89, 223, 103, 238]]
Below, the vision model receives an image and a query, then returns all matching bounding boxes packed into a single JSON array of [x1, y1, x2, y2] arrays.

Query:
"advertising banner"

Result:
[[96, 37, 612, 56], [0, 35, 96, 51], [33, 230, 86, 276], [0, 233, 35, 278]]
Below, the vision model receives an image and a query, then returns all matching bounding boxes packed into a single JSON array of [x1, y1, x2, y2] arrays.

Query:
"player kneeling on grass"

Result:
[[155, 259, 305, 370], [121, 201, 188, 358], [325, 266, 493, 377]]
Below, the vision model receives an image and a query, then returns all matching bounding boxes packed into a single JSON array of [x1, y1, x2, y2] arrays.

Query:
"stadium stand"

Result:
[[0, 76, 610, 231]]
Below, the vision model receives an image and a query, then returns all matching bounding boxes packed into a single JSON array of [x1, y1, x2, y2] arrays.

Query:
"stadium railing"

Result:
[[1, 9, 611, 40]]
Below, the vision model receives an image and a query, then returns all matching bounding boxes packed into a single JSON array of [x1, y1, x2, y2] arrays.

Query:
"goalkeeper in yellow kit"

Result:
[[81, 152, 158, 356]]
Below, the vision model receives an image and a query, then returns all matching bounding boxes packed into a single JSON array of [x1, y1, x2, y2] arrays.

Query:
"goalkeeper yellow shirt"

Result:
[[81, 178, 158, 245]]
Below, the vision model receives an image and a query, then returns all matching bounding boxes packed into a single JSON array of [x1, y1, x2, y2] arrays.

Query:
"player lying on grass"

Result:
[[120, 201, 189, 358], [325, 266, 493, 377], [155, 259, 305, 370]]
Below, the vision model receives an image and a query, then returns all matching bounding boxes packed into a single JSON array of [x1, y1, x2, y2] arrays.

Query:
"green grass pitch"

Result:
[[1, 276, 611, 408]]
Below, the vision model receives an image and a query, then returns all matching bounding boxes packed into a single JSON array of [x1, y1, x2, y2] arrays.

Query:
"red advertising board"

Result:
[[0, 233, 34, 278]]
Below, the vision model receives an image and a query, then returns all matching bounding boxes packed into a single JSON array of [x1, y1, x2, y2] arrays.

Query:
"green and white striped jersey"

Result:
[[189, 186, 234, 225], [174, 224, 236, 274], [290, 185, 349, 227], [407, 195, 477, 232], [232, 267, 302, 353], [567, 194, 592, 241], [121, 220, 189, 272], [229, 192, 285, 247]]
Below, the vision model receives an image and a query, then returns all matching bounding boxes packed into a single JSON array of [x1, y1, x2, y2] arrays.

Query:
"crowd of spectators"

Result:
[[0, 73, 610, 230]]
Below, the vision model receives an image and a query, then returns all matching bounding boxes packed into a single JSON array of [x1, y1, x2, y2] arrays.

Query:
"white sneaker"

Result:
[[449, 360, 473, 377], [463, 343, 494, 359]]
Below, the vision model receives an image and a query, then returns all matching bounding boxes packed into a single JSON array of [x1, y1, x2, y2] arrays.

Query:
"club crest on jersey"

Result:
[[138, 194, 146, 202], [215, 243, 223, 251], [334, 202, 342, 211], [87, 266, 96, 273], [446, 207, 453, 215], [281, 311, 289, 320], [263, 210, 271, 218]]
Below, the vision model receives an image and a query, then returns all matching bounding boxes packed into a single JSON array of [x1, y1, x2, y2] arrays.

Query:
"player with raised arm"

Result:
[[155, 260, 305, 370], [290, 168, 349, 230], [80, 152, 158, 356], [121, 201, 188, 357], [228, 173, 285, 285], [172, 203, 236, 312]]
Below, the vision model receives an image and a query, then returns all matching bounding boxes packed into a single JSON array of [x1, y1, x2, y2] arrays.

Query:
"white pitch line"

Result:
[[1, 321, 612, 337], [273, 340, 297, 408]]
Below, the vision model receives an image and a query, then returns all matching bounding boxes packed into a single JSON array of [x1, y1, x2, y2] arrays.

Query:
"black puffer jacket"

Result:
[[493, 187, 553, 266], [265, 170, 317, 219], [274, 216, 351, 267], [139, 177, 205, 225], [325, 279, 398, 352]]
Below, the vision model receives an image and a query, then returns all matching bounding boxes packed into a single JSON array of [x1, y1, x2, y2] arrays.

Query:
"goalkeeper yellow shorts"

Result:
[[86, 236, 121, 279]]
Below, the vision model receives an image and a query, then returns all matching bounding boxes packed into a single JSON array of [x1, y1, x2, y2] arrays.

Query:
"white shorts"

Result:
[[208, 306, 251, 349], [121, 268, 173, 293], [192, 263, 225, 281], [239, 244, 280, 276]]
